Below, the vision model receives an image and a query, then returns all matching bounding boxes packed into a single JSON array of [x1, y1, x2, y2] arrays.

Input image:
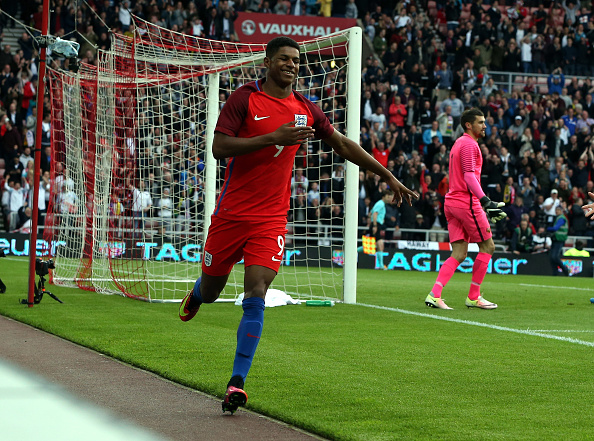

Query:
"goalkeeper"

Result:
[[425, 108, 505, 310]]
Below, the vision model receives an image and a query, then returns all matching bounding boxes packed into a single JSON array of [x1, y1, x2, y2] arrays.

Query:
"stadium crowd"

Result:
[[2, 0, 594, 253]]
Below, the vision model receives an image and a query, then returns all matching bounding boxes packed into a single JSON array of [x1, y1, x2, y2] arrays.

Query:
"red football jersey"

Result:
[[214, 79, 335, 221]]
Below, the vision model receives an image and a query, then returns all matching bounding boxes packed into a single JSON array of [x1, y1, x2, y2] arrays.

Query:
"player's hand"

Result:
[[274, 121, 315, 145], [480, 196, 506, 222], [582, 192, 594, 218], [387, 177, 419, 207]]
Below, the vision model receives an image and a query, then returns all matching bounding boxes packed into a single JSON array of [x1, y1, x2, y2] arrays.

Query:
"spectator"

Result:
[[307, 182, 320, 206], [388, 96, 406, 133], [368, 106, 387, 132], [547, 67, 564, 94], [562, 0, 581, 26], [519, 176, 536, 209], [157, 187, 174, 233], [373, 29, 388, 57], [395, 8, 411, 29], [562, 107, 578, 137], [345, 0, 358, 19], [317, 0, 331, 17], [131, 181, 153, 231], [371, 140, 391, 168], [436, 105, 455, 147], [504, 195, 526, 236], [119, 0, 132, 32], [14, 205, 32, 233], [435, 62, 453, 101], [440, 91, 464, 124], [1, 118, 22, 160], [3, 179, 27, 230], [423, 120, 443, 146], [4, 155, 23, 185], [543, 188, 561, 226], [510, 115, 529, 138], [418, 99, 435, 132], [520, 35, 532, 73], [291, 168, 309, 198]]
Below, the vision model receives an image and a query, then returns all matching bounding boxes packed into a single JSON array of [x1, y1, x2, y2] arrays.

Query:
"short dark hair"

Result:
[[266, 37, 300, 58], [460, 108, 484, 131]]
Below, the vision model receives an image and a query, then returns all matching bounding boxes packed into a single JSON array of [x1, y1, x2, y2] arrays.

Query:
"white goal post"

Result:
[[44, 19, 362, 304]]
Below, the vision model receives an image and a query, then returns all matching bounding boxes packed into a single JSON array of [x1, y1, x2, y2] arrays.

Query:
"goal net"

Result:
[[44, 18, 362, 303]]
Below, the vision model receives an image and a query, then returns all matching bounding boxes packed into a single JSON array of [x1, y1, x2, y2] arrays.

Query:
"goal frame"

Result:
[[45, 25, 362, 304]]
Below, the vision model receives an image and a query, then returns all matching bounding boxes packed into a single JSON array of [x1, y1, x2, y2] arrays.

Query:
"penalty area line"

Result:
[[357, 302, 594, 348]]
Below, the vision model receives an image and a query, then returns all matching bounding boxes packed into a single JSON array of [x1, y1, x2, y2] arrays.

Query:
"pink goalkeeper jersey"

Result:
[[445, 133, 483, 208], [214, 79, 334, 221]]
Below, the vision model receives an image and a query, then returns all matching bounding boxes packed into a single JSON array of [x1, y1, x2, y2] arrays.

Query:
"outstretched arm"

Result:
[[323, 130, 418, 206]]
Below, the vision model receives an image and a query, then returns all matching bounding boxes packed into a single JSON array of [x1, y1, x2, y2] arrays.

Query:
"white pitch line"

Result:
[[518, 283, 592, 291], [357, 302, 594, 348], [531, 330, 594, 333], [2, 257, 26, 262]]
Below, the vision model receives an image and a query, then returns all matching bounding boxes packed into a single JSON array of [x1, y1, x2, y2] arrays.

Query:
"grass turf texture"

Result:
[[1, 256, 594, 440]]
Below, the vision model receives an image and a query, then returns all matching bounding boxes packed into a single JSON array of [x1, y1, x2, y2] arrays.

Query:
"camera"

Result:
[[35, 258, 55, 277], [20, 259, 62, 305]]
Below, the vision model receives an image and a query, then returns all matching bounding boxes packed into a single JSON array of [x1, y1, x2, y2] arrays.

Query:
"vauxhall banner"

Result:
[[235, 12, 357, 51]]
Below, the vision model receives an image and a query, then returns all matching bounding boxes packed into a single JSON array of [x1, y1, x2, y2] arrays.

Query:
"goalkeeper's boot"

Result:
[[465, 296, 498, 309], [425, 293, 453, 310], [179, 289, 201, 322], [222, 385, 248, 414]]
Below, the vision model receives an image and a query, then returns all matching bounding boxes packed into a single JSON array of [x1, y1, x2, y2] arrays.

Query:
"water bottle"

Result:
[[305, 300, 335, 307]]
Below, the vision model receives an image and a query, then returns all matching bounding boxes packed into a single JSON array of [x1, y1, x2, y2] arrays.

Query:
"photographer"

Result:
[[510, 218, 534, 254]]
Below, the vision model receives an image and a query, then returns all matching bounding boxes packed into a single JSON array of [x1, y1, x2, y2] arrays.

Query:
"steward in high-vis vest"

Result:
[[563, 240, 591, 257], [547, 205, 569, 276]]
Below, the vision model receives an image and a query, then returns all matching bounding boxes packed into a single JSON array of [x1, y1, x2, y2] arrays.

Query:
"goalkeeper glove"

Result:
[[480, 196, 506, 222]]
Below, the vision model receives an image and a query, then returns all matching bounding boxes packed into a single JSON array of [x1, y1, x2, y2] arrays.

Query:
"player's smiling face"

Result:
[[266, 46, 300, 88]]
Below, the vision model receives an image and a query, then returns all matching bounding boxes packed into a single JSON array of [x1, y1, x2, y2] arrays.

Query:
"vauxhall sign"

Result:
[[236, 12, 356, 44], [242, 20, 342, 38]]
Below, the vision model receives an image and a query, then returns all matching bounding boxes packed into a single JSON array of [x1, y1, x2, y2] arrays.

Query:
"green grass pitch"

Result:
[[1, 256, 594, 440]]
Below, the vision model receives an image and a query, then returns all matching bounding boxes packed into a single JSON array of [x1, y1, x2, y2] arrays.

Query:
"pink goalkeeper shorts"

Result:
[[445, 202, 493, 244]]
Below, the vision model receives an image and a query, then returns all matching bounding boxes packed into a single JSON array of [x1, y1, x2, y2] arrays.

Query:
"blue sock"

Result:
[[232, 296, 265, 384], [191, 277, 203, 304]]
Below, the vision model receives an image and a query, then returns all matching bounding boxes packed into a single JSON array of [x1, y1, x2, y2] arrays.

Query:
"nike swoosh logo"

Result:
[[254, 115, 270, 120], [271, 256, 282, 261], [247, 333, 260, 339]]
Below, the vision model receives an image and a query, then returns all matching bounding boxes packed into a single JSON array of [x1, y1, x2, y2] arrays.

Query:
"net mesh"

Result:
[[45, 17, 357, 302]]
